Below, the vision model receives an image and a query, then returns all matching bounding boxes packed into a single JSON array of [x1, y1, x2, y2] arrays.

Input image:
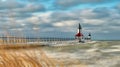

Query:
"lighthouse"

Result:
[[87, 33, 91, 40], [75, 23, 84, 42]]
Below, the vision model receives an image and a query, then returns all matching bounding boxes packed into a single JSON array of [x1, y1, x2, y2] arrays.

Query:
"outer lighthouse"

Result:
[[75, 23, 84, 42], [87, 33, 91, 41]]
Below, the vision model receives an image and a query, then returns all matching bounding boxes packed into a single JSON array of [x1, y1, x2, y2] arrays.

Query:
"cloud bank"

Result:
[[0, 0, 120, 40]]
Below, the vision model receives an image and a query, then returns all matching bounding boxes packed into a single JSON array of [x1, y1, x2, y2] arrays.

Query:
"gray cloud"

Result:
[[13, 4, 46, 13], [54, 0, 119, 9], [0, 0, 46, 13], [50, 11, 79, 22], [0, 0, 46, 32], [0, 0, 23, 10], [24, 0, 49, 2]]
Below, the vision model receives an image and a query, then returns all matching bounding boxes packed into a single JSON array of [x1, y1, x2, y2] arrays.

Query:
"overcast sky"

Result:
[[0, 0, 120, 40]]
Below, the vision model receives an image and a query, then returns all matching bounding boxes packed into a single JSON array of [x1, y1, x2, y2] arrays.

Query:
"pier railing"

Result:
[[0, 36, 75, 45]]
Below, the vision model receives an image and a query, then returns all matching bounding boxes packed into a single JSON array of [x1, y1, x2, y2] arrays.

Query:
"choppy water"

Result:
[[44, 41, 120, 67]]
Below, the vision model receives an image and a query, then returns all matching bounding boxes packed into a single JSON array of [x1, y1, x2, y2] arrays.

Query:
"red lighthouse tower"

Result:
[[75, 23, 84, 42]]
